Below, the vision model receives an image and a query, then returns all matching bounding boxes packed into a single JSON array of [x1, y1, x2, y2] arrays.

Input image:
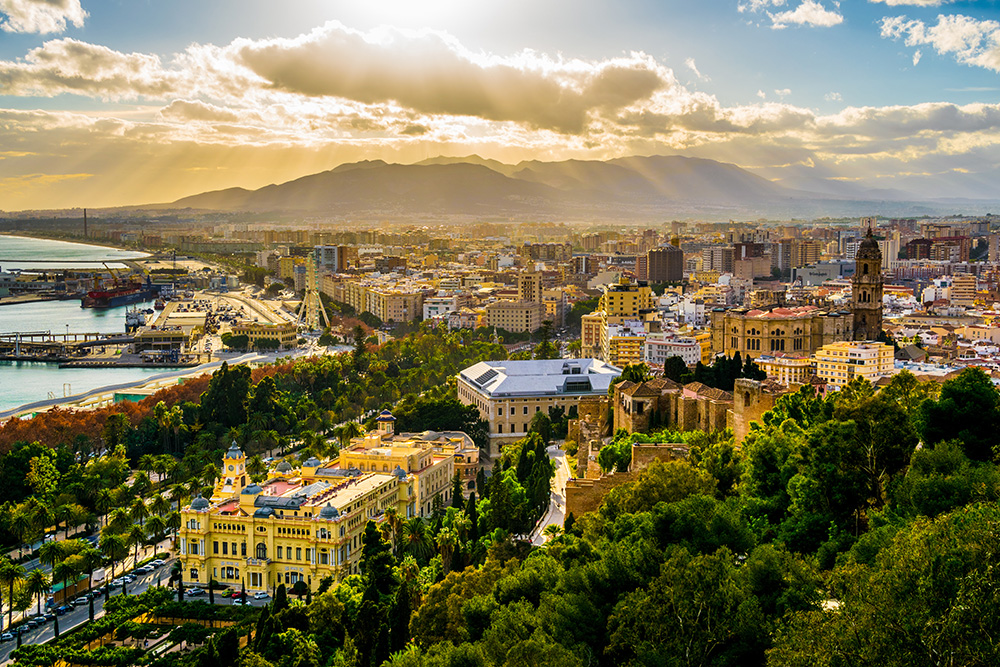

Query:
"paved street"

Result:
[[532, 443, 572, 546], [0, 557, 175, 665]]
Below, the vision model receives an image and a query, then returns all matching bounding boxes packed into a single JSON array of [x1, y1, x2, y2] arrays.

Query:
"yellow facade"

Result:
[[756, 355, 813, 387], [484, 300, 545, 333], [231, 321, 298, 349], [812, 341, 895, 388], [179, 445, 416, 594]]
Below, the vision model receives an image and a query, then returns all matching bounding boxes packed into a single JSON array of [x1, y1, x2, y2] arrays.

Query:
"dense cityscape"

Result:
[[3, 0, 1000, 665]]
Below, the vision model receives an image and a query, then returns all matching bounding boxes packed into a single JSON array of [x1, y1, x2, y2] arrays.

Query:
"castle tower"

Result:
[[851, 227, 884, 341], [376, 410, 396, 437]]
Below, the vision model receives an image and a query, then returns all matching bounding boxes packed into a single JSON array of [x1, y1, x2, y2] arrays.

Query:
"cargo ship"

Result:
[[82, 276, 157, 308]]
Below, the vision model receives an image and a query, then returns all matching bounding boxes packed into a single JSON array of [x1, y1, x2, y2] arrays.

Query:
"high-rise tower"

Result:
[[851, 227, 883, 341]]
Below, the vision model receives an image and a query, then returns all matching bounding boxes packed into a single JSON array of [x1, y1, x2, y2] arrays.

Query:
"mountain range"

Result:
[[163, 155, 1000, 221]]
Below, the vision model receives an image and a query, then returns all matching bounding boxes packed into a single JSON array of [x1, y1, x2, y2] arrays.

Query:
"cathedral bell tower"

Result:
[[851, 227, 884, 341]]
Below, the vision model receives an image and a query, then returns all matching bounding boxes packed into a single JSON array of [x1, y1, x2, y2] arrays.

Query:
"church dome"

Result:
[[241, 484, 263, 495], [856, 228, 882, 261], [190, 494, 210, 511], [304, 457, 321, 468], [391, 465, 408, 480], [318, 503, 340, 519], [225, 441, 244, 460], [275, 460, 293, 473]]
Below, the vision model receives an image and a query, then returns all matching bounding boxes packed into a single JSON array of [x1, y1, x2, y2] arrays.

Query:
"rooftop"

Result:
[[459, 358, 621, 397]]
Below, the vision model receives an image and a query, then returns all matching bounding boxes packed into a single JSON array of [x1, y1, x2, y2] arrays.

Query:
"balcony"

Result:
[[246, 558, 271, 566]]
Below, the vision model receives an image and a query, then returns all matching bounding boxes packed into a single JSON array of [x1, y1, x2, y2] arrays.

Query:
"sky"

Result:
[[1, 0, 1000, 210]]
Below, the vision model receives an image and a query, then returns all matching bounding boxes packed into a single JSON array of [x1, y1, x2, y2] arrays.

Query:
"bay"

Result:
[[0, 235, 175, 414]]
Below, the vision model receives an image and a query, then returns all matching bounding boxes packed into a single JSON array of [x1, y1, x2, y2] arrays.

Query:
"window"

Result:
[[523, 406, 528, 415], [497, 407, 502, 415], [241, 542, 247, 557], [190, 543, 199, 555], [296, 547, 302, 561], [256, 543, 267, 560], [320, 550, 329, 565], [222, 542, 228, 555], [213, 541, 219, 554], [497, 424, 502, 434], [190, 568, 199, 580], [277, 546, 283, 559]]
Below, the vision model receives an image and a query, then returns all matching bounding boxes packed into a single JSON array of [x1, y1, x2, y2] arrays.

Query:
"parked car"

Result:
[[73, 596, 89, 606], [55, 605, 71, 615], [219, 590, 234, 598], [150, 559, 165, 567], [43, 613, 55, 622], [123, 575, 136, 584], [252, 591, 270, 600], [231, 598, 248, 606], [0, 632, 13, 642], [186, 588, 204, 596]]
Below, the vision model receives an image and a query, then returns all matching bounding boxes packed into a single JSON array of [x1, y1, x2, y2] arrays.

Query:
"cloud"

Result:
[[774, 88, 792, 97], [0, 0, 86, 34], [227, 22, 671, 133], [756, 89, 767, 99], [0, 38, 182, 99], [881, 14, 1000, 72], [770, 1, 843, 29], [825, 91, 842, 101], [738, 0, 785, 12], [913, 49, 922, 66], [869, 0, 952, 6], [684, 57, 708, 80]]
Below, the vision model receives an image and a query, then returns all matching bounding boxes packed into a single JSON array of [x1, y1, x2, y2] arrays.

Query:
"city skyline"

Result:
[[1, 0, 1000, 210]]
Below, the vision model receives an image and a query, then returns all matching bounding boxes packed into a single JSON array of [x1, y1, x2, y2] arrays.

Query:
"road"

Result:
[[0, 557, 175, 665], [0, 555, 272, 666], [531, 443, 572, 546]]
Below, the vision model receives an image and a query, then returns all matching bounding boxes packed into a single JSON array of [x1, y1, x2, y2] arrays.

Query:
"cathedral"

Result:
[[851, 226, 884, 341]]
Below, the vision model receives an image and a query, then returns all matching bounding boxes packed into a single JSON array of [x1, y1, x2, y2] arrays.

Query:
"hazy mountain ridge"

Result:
[[164, 155, 1000, 220]]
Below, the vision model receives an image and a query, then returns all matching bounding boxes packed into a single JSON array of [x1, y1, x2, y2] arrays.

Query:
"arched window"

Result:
[[863, 263, 869, 275], [255, 543, 267, 560]]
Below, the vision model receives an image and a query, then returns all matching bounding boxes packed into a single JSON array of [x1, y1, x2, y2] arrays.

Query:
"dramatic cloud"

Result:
[[227, 23, 670, 133], [770, 1, 843, 29], [0, 38, 181, 99], [0, 0, 85, 33], [881, 14, 1000, 72], [2, 21, 1000, 208]]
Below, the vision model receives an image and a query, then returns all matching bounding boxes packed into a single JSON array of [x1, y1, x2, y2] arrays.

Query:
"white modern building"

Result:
[[457, 358, 621, 457]]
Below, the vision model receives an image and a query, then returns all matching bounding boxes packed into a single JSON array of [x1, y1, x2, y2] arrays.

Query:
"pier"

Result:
[[0, 330, 135, 357]]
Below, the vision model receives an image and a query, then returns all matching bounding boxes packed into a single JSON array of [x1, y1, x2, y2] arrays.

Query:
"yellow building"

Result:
[[338, 412, 456, 516], [812, 341, 895, 388], [581, 276, 656, 363], [710, 305, 852, 359], [231, 321, 298, 349], [484, 300, 546, 333], [755, 354, 813, 387], [178, 443, 415, 594]]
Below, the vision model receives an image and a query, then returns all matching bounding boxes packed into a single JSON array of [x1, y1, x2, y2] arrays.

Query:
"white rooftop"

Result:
[[459, 358, 621, 397]]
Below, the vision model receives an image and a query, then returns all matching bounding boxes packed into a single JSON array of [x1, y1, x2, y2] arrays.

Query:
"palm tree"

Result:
[[401, 518, 432, 563], [53, 505, 74, 541], [129, 498, 150, 527], [339, 421, 365, 448], [0, 558, 25, 631], [542, 524, 563, 542], [38, 541, 63, 574], [99, 533, 128, 583], [79, 548, 103, 594], [52, 561, 77, 608], [166, 512, 181, 547], [149, 494, 171, 518], [436, 527, 457, 573], [145, 516, 166, 546], [128, 525, 146, 569], [8, 508, 32, 560], [107, 509, 131, 535], [384, 508, 401, 557], [169, 561, 184, 602], [25, 569, 49, 617], [170, 484, 187, 513], [95, 489, 114, 527]]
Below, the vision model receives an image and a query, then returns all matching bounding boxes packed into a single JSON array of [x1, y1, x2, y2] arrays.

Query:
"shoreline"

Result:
[[0, 352, 264, 421], [0, 231, 149, 256]]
